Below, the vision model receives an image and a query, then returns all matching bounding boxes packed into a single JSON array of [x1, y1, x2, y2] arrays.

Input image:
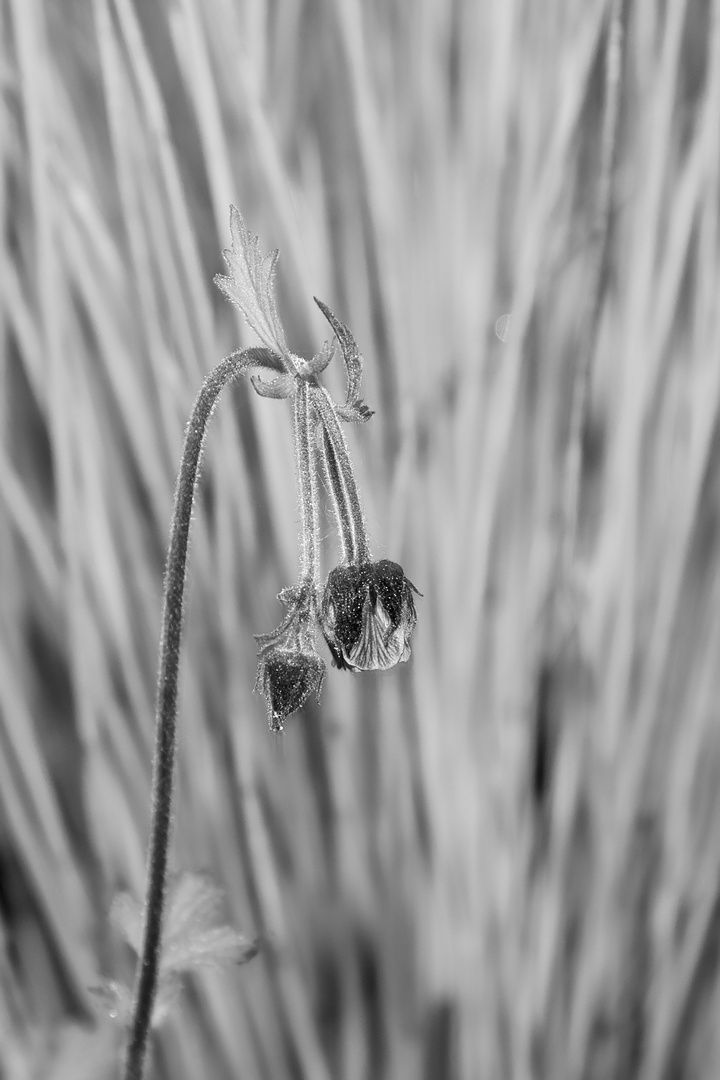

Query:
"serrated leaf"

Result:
[[109, 891, 143, 954], [215, 207, 288, 355], [108, 872, 257, 970], [161, 925, 259, 976], [151, 974, 183, 1027], [313, 297, 372, 419], [160, 872, 259, 975], [102, 873, 258, 1031], [163, 871, 223, 942], [91, 973, 183, 1032]]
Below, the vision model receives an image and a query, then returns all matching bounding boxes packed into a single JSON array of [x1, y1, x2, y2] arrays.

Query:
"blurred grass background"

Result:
[[2, 0, 720, 1077]]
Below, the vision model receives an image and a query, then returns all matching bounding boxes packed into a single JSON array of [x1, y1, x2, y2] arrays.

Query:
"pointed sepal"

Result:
[[249, 372, 296, 399], [294, 338, 335, 379], [313, 297, 374, 421], [336, 400, 374, 423]]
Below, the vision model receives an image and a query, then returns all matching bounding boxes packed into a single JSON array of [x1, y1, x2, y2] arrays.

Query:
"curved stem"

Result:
[[123, 349, 258, 1080], [308, 383, 370, 564]]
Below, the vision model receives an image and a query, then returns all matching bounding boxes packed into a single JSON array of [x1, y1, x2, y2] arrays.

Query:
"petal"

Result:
[[347, 596, 410, 671], [319, 562, 419, 672]]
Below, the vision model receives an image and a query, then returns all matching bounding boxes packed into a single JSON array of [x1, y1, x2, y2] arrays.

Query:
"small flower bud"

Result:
[[255, 647, 325, 732], [320, 560, 420, 672]]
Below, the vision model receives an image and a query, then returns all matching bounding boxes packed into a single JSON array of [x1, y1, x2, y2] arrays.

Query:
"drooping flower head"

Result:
[[253, 581, 326, 732], [320, 560, 420, 672], [215, 209, 421, 715], [256, 647, 325, 732]]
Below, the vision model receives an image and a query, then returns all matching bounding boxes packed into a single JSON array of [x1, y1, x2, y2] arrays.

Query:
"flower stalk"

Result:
[[123, 347, 272, 1080], [309, 382, 371, 565], [293, 379, 321, 586], [317, 423, 356, 565]]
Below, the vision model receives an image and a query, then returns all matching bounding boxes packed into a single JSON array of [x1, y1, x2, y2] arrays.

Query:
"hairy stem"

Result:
[[318, 424, 356, 563], [123, 348, 259, 1080], [293, 379, 321, 586], [309, 383, 370, 564]]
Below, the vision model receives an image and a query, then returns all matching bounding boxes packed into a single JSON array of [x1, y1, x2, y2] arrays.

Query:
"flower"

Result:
[[319, 560, 420, 672], [255, 647, 325, 732]]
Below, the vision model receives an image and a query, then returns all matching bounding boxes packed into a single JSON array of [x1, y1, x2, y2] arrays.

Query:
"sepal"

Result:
[[313, 297, 374, 421], [295, 339, 334, 378], [277, 582, 310, 607], [249, 372, 296, 399], [336, 400, 374, 423]]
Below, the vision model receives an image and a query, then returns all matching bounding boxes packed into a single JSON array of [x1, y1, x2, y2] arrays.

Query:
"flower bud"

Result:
[[256, 648, 325, 732], [320, 560, 420, 672]]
